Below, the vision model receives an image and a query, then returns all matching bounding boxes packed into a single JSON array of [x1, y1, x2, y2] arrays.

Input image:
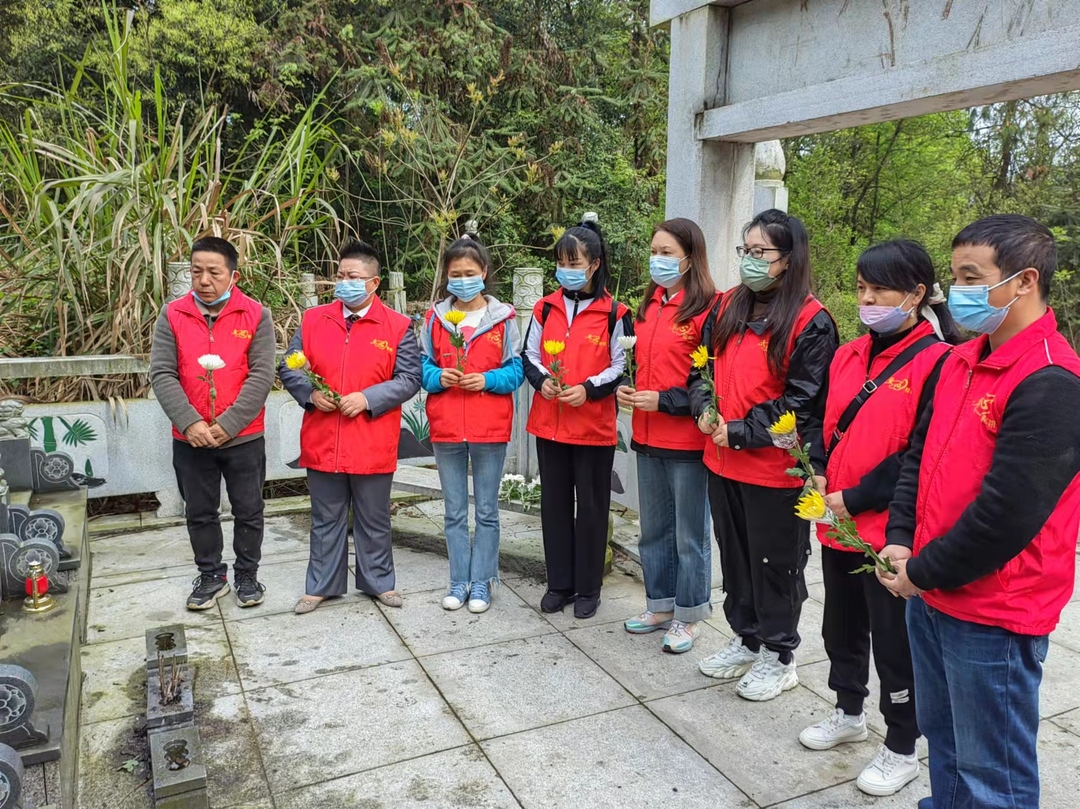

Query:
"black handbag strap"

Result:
[[828, 335, 940, 455]]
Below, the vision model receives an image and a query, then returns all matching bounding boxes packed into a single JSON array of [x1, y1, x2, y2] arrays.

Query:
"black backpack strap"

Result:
[[539, 301, 553, 327], [608, 303, 618, 338], [828, 335, 941, 455]]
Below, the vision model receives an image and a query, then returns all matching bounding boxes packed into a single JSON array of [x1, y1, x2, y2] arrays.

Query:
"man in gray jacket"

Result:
[[150, 237, 275, 610]]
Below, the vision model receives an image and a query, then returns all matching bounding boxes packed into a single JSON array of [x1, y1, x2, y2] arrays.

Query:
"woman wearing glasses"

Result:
[[689, 208, 838, 702]]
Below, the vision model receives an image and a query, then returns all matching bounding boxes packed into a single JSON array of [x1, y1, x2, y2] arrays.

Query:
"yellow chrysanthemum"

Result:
[[769, 411, 797, 436], [444, 310, 467, 326], [690, 345, 711, 369], [284, 351, 308, 371], [543, 340, 566, 356], [795, 488, 828, 522]]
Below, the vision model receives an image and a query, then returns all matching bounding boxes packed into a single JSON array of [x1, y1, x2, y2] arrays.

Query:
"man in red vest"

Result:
[[150, 237, 276, 610], [279, 240, 421, 614], [880, 215, 1080, 809]]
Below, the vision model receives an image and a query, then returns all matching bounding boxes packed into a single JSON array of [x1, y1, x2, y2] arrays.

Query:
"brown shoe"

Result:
[[294, 596, 324, 615], [376, 590, 403, 608]]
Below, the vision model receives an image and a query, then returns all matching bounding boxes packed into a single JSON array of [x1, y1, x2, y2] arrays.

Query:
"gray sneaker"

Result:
[[187, 574, 230, 610]]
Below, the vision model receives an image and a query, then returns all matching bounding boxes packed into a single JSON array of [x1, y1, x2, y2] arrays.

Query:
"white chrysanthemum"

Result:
[[617, 335, 637, 351], [197, 354, 226, 371]]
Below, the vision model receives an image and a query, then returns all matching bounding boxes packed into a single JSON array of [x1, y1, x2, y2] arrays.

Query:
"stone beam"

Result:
[[650, 1, 747, 27], [0, 355, 149, 380], [699, 21, 1080, 142]]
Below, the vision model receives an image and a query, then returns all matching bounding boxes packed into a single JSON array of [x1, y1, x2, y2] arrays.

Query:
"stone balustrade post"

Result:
[[388, 271, 407, 314], [754, 140, 789, 214], [166, 261, 192, 303], [512, 266, 544, 477], [300, 272, 318, 309]]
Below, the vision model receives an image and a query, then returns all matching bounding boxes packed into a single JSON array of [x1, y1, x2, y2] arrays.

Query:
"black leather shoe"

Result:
[[540, 591, 576, 613], [574, 595, 601, 619]]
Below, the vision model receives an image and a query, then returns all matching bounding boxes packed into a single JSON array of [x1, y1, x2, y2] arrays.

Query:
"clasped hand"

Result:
[[696, 410, 729, 447], [184, 420, 231, 448], [616, 385, 659, 412]]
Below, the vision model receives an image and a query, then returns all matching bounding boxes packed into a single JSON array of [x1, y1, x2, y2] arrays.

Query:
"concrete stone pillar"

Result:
[[387, 271, 407, 314], [300, 272, 318, 309], [512, 266, 544, 477], [166, 261, 192, 302], [754, 140, 789, 214], [663, 5, 754, 292]]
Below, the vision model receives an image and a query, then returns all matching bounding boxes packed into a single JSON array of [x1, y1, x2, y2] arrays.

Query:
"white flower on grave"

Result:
[[197, 354, 226, 371], [528, 477, 540, 488], [617, 335, 637, 351]]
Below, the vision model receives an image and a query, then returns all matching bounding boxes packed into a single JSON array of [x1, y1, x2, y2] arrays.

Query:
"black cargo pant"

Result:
[[173, 437, 266, 578], [707, 474, 810, 661], [535, 437, 616, 600], [821, 545, 920, 755]]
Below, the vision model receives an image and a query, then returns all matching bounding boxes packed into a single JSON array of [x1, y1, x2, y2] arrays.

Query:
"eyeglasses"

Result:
[[736, 246, 787, 260]]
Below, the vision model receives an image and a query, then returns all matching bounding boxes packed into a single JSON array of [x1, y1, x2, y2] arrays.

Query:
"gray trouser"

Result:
[[305, 469, 395, 597]]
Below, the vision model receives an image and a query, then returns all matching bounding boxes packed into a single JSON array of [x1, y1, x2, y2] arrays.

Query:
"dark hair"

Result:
[[712, 209, 812, 374], [637, 218, 715, 324], [439, 229, 492, 297], [952, 214, 1056, 300], [857, 240, 965, 345], [339, 239, 381, 272], [191, 237, 238, 272], [555, 215, 610, 296]]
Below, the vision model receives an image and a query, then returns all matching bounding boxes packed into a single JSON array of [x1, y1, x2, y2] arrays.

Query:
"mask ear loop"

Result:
[[923, 282, 946, 339]]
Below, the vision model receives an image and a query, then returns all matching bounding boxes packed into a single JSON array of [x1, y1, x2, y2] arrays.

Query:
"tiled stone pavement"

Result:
[[78, 513, 1080, 808]]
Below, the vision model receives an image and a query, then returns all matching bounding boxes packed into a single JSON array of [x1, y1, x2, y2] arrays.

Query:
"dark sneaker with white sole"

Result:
[[234, 571, 266, 607], [187, 574, 230, 610]]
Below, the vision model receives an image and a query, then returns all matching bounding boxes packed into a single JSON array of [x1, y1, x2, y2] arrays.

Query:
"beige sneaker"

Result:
[[662, 620, 700, 654], [624, 610, 673, 634]]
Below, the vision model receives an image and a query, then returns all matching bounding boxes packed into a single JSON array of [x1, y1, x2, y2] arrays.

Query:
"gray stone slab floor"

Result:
[[78, 510, 1080, 808]]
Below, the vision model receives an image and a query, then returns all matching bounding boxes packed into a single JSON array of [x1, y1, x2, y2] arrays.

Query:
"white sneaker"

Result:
[[442, 583, 469, 611], [799, 708, 869, 750], [736, 648, 798, 701], [856, 744, 920, 797], [698, 635, 759, 680]]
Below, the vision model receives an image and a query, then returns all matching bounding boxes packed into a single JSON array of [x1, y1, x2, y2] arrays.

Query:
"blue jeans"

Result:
[[907, 597, 1048, 809], [432, 441, 507, 587], [636, 453, 712, 622]]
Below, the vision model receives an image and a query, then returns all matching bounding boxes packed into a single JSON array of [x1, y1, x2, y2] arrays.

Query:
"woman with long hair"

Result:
[[797, 239, 963, 797], [618, 218, 719, 653], [690, 208, 838, 701], [522, 213, 633, 619]]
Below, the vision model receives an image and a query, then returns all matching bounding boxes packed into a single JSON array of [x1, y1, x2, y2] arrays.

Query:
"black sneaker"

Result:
[[574, 595, 601, 619], [187, 574, 230, 610], [234, 571, 266, 607], [540, 591, 576, 613]]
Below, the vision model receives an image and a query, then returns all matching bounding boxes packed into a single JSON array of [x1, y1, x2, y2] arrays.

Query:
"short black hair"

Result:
[[191, 237, 239, 272], [339, 239, 380, 272], [952, 215, 1056, 300]]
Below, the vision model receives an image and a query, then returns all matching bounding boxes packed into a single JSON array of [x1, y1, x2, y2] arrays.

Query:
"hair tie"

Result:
[[928, 282, 946, 305]]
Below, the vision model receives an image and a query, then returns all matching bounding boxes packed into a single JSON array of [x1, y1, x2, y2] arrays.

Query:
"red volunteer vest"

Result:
[[914, 309, 1080, 635], [166, 288, 266, 441], [704, 296, 827, 486], [298, 297, 412, 475], [632, 288, 719, 452], [424, 307, 515, 443], [817, 321, 950, 551], [526, 291, 629, 447]]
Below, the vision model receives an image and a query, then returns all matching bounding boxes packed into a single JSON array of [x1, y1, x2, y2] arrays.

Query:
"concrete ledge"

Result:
[[0, 355, 149, 379]]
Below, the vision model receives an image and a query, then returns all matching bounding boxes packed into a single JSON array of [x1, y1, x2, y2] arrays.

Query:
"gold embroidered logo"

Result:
[[486, 330, 503, 346], [974, 393, 997, 430], [371, 339, 393, 353], [670, 322, 694, 342], [586, 334, 608, 348], [886, 377, 912, 394], [759, 338, 769, 353], [231, 329, 253, 340]]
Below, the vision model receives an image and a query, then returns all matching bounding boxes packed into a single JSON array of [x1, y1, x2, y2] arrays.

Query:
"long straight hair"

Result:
[[712, 209, 813, 374], [636, 218, 716, 323], [555, 217, 610, 297], [857, 239, 965, 345]]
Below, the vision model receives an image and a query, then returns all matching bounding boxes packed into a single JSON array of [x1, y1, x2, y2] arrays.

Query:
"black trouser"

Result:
[[821, 545, 920, 755], [172, 437, 266, 578], [535, 437, 616, 599], [707, 474, 809, 659]]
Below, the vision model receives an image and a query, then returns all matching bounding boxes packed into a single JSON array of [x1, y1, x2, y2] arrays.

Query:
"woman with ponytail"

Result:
[[522, 213, 633, 619], [420, 228, 524, 614], [797, 239, 962, 798], [690, 208, 839, 701], [617, 218, 718, 653]]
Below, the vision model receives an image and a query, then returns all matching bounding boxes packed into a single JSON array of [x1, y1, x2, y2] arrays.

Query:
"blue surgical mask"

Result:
[[859, 294, 914, 335], [947, 272, 1023, 334], [556, 266, 588, 291], [335, 278, 372, 307], [649, 255, 687, 289], [447, 276, 486, 302], [192, 283, 233, 307], [739, 255, 779, 292]]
